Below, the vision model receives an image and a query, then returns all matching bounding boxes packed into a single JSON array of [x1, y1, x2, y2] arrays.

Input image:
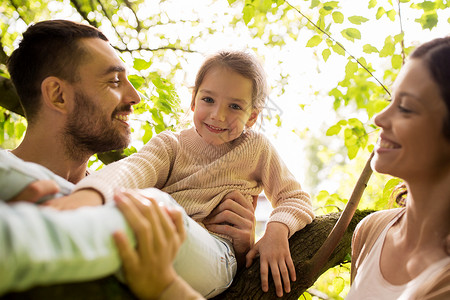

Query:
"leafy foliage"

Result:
[[1, 0, 448, 298]]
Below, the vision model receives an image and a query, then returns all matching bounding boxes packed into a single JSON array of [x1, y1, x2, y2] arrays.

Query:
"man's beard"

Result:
[[64, 91, 131, 158]]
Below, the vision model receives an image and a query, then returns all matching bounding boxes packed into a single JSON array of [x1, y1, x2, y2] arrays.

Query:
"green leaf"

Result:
[[306, 35, 322, 47], [326, 124, 341, 136], [133, 58, 151, 71], [391, 54, 403, 69], [415, 12, 438, 30], [332, 44, 345, 55], [347, 144, 359, 159], [386, 9, 396, 21], [316, 15, 325, 29], [379, 36, 395, 57], [363, 44, 379, 53], [399, 0, 410, 3], [345, 60, 358, 76], [393, 32, 404, 44], [128, 75, 145, 89], [310, 0, 320, 9], [243, 3, 255, 25], [326, 38, 334, 47], [332, 11, 344, 23], [227, 0, 237, 4], [323, 1, 339, 9], [14, 122, 26, 139], [348, 15, 369, 25], [341, 28, 361, 41], [382, 178, 402, 202], [417, 1, 436, 11], [322, 48, 331, 62], [376, 7, 386, 19], [368, 0, 377, 8]]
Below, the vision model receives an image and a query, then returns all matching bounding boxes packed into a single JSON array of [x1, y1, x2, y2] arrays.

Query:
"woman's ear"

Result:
[[41, 77, 69, 114], [245, 110, 260, 128]]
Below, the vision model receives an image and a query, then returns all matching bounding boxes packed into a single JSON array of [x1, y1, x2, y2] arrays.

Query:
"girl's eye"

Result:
[[230, 103, 242, 110], [202, 97, 214, 103]]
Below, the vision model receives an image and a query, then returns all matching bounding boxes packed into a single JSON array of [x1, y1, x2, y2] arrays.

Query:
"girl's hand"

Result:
[[203, 191, 256, 268], [113, 189, 186, 300], [245, 222, 296, 298]]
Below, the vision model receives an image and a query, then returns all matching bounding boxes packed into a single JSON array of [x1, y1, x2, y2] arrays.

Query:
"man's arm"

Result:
[[0, 201, 135, 296]]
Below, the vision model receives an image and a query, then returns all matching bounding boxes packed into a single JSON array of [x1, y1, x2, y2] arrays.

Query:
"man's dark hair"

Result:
[[7, 20, 108, 123]]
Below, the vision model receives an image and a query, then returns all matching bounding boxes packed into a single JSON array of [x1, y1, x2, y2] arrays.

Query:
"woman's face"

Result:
[[372, 58, 450, 181]]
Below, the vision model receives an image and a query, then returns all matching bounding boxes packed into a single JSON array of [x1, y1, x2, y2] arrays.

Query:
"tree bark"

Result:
[[1, 210, 374, 300], [0, 76, 23, 117]]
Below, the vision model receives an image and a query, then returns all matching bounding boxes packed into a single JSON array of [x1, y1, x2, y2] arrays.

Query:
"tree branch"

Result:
[[397, 0, 406, 64], [284, 0, 391, 97], [70, 0, 99, 28], [0, 75, 23, 116]]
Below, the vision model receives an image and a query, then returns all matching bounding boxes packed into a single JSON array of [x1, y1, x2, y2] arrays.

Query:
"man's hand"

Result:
[[42, 189, 103, 210], [203, 191, 256, 268], [9, 180, 60, 203], [112, 189, 186, 300], [246, 222, 295, 298]]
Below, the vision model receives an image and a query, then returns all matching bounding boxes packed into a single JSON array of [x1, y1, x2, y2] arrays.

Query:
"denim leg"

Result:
[[139, 188, 237, 298]]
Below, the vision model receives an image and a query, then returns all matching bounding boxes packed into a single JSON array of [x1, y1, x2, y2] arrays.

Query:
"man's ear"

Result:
[[41, 77, 69, 114], [245, 110, 260, 128]]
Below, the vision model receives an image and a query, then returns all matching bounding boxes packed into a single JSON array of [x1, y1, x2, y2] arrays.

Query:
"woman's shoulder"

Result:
[[357, 207, 405, 233]]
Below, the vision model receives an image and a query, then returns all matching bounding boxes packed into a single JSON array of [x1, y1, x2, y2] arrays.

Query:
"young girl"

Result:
[[71, 51, 314, 297]]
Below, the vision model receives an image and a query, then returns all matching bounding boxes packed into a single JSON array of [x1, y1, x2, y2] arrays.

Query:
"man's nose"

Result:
[[124, 80, 141, 105]]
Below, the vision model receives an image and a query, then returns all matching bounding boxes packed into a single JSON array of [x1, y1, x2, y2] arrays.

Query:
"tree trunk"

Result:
[[1, 210, 373, 300]]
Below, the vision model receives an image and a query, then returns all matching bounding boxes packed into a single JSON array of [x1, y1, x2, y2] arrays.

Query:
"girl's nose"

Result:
[[211, 105, 226, 121]]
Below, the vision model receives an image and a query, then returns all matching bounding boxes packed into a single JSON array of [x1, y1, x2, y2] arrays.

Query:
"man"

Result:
[[1, 20, 255, 298]]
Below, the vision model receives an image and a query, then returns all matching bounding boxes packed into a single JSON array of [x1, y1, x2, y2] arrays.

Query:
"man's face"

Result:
[[64, 38, 140, 154]]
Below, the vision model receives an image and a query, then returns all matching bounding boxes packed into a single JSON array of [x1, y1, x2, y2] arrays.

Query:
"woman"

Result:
[[348, 37, 450, 299]]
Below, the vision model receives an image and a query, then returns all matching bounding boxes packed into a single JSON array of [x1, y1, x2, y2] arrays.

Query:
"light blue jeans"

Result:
[[138, 188, 238, 298]]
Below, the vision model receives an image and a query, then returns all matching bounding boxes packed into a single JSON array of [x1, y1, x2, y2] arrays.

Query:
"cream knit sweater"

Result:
[[75, 127, 314, 237]]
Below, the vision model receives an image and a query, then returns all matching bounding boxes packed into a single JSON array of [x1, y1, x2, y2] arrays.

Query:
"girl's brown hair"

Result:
[[191, 50, 268, 112]]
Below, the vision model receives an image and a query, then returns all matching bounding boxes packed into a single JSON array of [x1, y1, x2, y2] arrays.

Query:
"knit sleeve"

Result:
[[256, 134, 314, 238], [74, 131, 177, 203]]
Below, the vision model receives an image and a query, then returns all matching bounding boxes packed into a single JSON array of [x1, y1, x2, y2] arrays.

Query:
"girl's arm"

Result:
[[249, 134, 314, 297], [47, 132, 176, 209]]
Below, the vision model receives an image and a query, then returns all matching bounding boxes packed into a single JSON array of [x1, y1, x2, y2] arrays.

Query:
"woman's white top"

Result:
[[347, 213, 450, 299]]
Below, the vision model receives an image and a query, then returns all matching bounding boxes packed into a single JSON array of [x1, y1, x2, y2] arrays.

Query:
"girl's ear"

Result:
[[41, 76, 70, 114], [245, 110, 260, 128], [191, 91, 196, 112]]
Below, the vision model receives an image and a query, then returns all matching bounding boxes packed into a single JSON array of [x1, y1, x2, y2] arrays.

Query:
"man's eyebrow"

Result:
[[102, 65, 126, 76]]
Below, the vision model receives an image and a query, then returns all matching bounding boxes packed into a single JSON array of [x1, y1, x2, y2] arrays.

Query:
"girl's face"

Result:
[[372, 58, 450, 181], [191, 66, 258, 146]]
